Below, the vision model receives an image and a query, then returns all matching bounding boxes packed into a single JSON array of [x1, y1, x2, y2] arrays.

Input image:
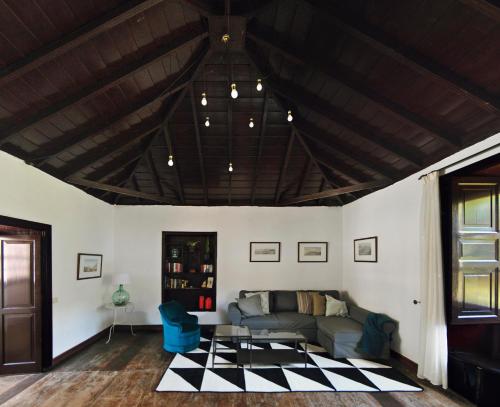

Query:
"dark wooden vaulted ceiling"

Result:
[[1, 0, 500, 206]]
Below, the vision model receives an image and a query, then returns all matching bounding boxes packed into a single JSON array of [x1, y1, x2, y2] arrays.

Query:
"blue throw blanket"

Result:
[[356, 313, 394, 358]]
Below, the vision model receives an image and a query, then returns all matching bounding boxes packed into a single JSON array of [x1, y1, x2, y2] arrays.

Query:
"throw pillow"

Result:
[[297, 291, 312, 314], [237, 295, 264, 317], [325, 295, 348, 317], [245, 291, 270, 314], [310, 292, 326, 316]]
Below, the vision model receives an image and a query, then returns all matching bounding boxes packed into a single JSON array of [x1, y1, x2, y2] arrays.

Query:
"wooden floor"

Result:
[[0, 331, 472, 407]]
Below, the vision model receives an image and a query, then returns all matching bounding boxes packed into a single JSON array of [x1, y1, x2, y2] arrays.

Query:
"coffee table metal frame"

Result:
[[212, 325, 251, 368]]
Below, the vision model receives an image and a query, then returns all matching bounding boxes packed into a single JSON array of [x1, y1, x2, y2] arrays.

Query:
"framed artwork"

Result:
[[354, 237, 378, 262], [77, 253, 103, 280], [250, 242, 281, 262], [298, 242, 328, 262]]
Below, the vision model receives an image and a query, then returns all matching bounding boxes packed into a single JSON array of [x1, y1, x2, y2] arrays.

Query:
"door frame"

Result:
[[0, 215, 52, 371]]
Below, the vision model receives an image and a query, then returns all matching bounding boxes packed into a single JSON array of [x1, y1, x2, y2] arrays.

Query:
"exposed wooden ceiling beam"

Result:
[[189, 83, 209, 205], [30, 41, 209, 169], [269, 76, 424, 168], [227, 91, 233, 205], [247, 26, 461, 149], [55, 119, 160, 179], [281, 180, 390, 205], [305, 0, 500, 115], [162, 123, 185, 204], [250, 92, 269, 204], [146, 150, 166, 197], [0, 0, 164, 86], [297, 158, 312, 197], [274, 128, 295, 204], [68, 177, 173, 204], [0, 26, 208, 146], [458, 0, 500, 22]]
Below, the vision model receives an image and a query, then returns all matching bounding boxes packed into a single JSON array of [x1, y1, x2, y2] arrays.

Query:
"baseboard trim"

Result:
[[391, 349, 418, 373], [51, 326, 110, 369], [114, 324, 162, 332]]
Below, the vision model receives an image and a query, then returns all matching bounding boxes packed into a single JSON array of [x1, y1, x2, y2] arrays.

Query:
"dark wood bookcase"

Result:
[[161, 231, 217, 312]]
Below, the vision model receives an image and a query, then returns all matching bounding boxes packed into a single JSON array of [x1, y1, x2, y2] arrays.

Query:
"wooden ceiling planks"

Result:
[[1, 0, 500, 206]]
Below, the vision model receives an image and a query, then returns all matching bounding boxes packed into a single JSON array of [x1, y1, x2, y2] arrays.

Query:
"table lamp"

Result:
[[111, 273, 130, 306]]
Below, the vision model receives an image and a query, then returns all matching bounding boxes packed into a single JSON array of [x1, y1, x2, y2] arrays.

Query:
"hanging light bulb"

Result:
[[167, 155, 174, 167], [230, 83, 238, 99], [201, 92, 207, 106], [228, 162, 233, 172], [249, 117, 254, 128], [256, 79, 263, 92], [204, 117, 210, 127], [287, 110, 293, 122]]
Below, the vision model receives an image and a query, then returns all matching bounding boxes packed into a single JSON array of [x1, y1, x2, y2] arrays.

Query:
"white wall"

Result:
[[113, 206, 343, 325], [0, 151, 114, 357], [342, 134, 500, 362]]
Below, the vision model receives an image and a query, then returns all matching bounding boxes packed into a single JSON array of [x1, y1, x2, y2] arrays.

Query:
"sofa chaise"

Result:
[[228, 290, 396, 359]]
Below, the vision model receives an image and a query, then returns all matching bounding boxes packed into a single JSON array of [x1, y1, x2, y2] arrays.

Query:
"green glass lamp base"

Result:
[[112, 284, 130, 306]]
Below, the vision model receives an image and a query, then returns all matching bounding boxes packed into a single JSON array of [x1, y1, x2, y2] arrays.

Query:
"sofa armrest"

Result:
[[228, 302, 242, 325], [348, 303, 396, 336]]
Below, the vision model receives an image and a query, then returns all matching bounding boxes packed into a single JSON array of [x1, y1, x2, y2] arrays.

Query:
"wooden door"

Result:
[[451, 178, 500, 324], [0, 235, 42, 373]]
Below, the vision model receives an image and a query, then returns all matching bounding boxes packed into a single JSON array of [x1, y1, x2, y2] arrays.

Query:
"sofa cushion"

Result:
[[316, 316, 363, 343], [274, 291, 298, 312], [237, 295, 264, 317], [240, 290, 275, 312], [245, 291, 270, 314], [242, 312, 316, 331], [311, 292, 326, 316], [297, 291, 312, 314]]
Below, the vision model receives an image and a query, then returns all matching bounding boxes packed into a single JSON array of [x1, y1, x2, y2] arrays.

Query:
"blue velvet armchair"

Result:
[[159, 301, 200, 353]]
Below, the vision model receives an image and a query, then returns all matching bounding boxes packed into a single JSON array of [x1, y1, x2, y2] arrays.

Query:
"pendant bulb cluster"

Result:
[[167, 155, 174, 167], [249, 117, 254, 128], [287, 110, 293, 122], [204, 117, 210, 127], [228, 162, 233, 173], [201, 92, 207, 106], [256, 79, 263, 92]]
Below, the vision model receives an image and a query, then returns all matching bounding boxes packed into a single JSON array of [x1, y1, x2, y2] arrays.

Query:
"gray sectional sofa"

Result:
[[228, 290, 396, 359]]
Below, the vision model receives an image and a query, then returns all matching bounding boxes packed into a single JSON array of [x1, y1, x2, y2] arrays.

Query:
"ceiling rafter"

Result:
[[54, 119, 161, 180], [0, 25, 208, 146], [227, 90, 233, 205], [304, 0, 500, 115], [28, 40, 211, 169], [458, 0, 500, 22], [281, 179, 391, 205], [297, 158, 312, 197], [247, 25, 462, 150], [189, 83, 209, 205], [274, 128, 295, 204], [101, 45, 212, 204], [250, 91, 269, 204], [146, 150, 166, 197], [0, 0, 165, 86], [268, 75, 424, 168], [67, 177, 173, 204]]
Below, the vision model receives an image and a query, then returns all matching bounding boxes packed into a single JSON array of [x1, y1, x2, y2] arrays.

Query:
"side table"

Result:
[[105, 302, 136, 344]]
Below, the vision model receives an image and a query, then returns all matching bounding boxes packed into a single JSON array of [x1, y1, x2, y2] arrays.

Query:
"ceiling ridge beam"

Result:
[[189, 83, 209, 205], [68, 177, 173, 204], [304, 0, 500, 115], [0, 26, 208, 145], [281, 180, 390, 205], [250, 91, 269, 204], [28, 40, 210, 166], [0, 0, 165, 86], [274, 129, 295, 204], [247, 26, 461, 149]]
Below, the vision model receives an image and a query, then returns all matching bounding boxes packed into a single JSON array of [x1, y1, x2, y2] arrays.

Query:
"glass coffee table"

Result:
[[212, 325, 308, 368]]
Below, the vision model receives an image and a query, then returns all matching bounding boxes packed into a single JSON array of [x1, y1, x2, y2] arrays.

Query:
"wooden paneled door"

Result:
[[0, 235, 42, 374], [451, 178, 500, 324]]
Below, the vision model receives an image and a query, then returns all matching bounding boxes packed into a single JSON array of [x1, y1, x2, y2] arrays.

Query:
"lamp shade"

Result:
[[112, 273, 130, 286]]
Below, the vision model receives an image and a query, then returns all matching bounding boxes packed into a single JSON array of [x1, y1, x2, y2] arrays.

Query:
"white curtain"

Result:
[[417, 171, 448, 388]]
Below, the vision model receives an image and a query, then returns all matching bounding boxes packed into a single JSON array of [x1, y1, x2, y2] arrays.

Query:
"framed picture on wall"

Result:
[[354, 237, 378, 262], [77, 253, 103, 280], [298, 242, 328, 262], [250, 242, 281, 262]]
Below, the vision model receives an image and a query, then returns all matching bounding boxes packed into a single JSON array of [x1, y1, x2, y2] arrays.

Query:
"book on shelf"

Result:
[[168, 278, 189, 289], [201, 264, 213, 273], [167, 262, 183, 273]]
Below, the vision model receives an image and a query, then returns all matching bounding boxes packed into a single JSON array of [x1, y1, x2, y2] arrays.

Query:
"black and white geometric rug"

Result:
[[156, 331, 423, 393]]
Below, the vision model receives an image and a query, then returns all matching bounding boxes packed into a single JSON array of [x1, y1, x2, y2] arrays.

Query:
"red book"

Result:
[[198, 296, 205, 311]]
